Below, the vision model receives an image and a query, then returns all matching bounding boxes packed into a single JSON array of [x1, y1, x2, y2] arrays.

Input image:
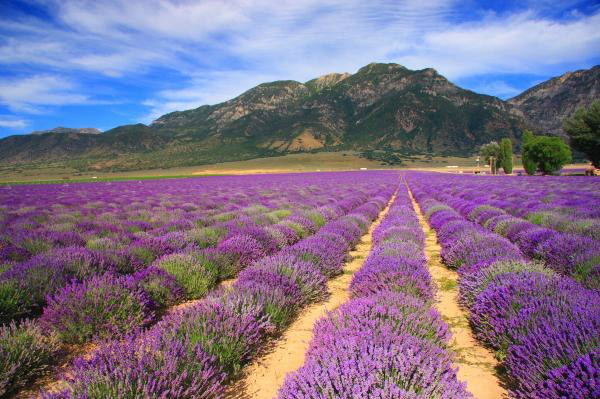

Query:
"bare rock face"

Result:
[[508, 66, 600, 136], [30, 127, 102, 135]]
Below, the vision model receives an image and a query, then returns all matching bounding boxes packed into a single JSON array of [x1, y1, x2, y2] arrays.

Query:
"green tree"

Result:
[[563, 100, 600, 167], [521, 130, 537, 175], [500, 138, 513, 174], [480, 141, 502, 174], [523, 136, 572, 175]]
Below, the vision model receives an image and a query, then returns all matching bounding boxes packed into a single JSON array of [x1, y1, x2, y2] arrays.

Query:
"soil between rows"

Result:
[[407, 185, 507, 399], [224, 191, 398, 399]]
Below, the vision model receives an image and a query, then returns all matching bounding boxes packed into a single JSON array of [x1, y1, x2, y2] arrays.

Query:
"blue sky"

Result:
[[0, 0, 599, 138]]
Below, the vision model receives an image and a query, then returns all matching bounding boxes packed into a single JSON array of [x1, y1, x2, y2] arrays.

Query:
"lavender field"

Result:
[[0, 171, 598, 399]]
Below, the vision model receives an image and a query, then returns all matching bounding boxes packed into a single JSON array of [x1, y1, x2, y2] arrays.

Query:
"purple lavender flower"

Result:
[[278, 331, 470, 399], [217, 234, 265, 269], [41, 332, 224, 399], [128, 266, 185, 308], [250, 253, 327, 304], [350, 255, 434, 301], [40, 273, 153, 343], [0, 319, 60, 396]]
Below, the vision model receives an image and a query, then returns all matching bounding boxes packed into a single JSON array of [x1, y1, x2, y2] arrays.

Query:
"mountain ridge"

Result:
[[1, 62, 598, 171]]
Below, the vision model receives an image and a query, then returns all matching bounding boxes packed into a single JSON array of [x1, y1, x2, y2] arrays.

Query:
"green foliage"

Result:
[[0, 320, 60, 396], [360, 150, 405, 165], [522, 136, 572, 175], [563, 100, 600, 167], [186, 227, 222, 249], [479, 141, 502, 174], [155, 252, 220, 299], [521, 130, 537, 175], [500, 138, 513, 174], [0, 280, 31, 324], [302, 211, 326, 229], [264, 209, 291, 223]]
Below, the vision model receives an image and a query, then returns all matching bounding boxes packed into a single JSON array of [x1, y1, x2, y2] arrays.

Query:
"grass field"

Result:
[[0, 151, 591, 184]]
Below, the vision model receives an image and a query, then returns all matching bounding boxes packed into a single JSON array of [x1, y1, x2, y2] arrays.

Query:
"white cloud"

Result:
[[0, 117, 27, 129], [0, 75, 89, 113], [0, 0, 599, 120], [394, 11, 600, 79]]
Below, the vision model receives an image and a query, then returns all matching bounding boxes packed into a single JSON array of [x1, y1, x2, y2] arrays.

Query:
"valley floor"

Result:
[[0, 151, 590, 184]]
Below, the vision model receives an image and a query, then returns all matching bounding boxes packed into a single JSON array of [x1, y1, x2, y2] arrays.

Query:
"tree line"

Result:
[[480, 100, 599, 175]]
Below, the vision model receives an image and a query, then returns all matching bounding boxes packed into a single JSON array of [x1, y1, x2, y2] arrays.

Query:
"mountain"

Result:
[[0, 62, 597, 172], [30, 127, 102, 135], [508, 65, 600, 136]]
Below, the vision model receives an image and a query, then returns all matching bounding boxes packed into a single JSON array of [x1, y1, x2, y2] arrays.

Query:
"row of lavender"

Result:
[[36, 183, 396, 398], [1, 174, 345, 266], [1, 173, 395, 325], [407, 177, 600, 399], [406, 172, 600, 290], [0, 180, 374, 328], [411, 172, 600, 240], [0, 172, 399, 397], [277, 183, 471, 398]]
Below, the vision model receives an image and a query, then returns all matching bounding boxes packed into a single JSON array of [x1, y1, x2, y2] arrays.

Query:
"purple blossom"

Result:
[[40, 273, 153, 343], [41, 332, 225, 399]]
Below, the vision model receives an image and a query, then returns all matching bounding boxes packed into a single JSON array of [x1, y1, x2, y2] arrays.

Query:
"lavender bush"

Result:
[[0, 319, 60, 396], [407, 171, 600, 398], [153, 251, 219, 299], [42, 332, 224, 399], [41, 273, 152, 343]]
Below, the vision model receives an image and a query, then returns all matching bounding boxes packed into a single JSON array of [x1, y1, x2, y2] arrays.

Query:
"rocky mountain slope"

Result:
[[0, 63, 597, 171], [30, 127, 101, 135], [508, 65, 600, 136]]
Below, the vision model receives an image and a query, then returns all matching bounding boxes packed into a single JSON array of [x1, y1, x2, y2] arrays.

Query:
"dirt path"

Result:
[[225, 190, 398, 399], [407, 186, 506, 399]]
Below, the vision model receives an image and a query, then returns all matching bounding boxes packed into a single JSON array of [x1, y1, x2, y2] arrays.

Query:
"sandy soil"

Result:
[[408, 187, 507, 399], [224, 191, 398, 399], [13, 342, 97, 399]]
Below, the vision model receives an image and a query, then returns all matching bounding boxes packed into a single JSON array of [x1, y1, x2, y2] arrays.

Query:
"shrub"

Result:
[[233, 270, 303, 329], [0, 279, 32, 323], [0, 319, 60, 396], [282, 236, 347, 277], [350, 255, 433, 300], [42, 333, 224, 399], [41, 274, 152, 344], [251, 254, 327, 304], [529, 348, 600, 399], [278, 331, 469, 399], [534, 233, 600, 279], [217, 234, 265, 269], [308, 293, 450, 353], [186, 227, 223, 248], [129, 266, 184, 308], [504, 295, 599, 398], [458, 260, 552, 308], [161, 300, 267, 376], [442, 233, 523, 270], [153, 252, 219, 299], [266, 224, 300, 247], [522, 135, 572, 175], [224, 225, 278, 255], [0, 246, 114, 323]]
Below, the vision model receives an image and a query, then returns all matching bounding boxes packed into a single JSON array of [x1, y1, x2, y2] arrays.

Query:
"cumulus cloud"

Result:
[[0, 0, 598, 123], [0, 75, 89, 113], [395, 11, 600, 79], [0, 117, 27, 129]]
